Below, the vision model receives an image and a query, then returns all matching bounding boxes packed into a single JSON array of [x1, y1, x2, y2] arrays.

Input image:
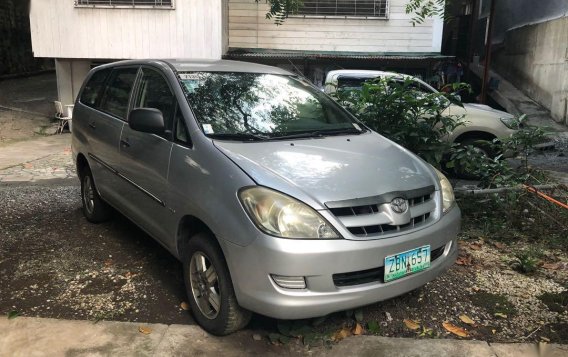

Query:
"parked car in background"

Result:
[[324, 70, 520, 155], [73, 60, 460, 335]]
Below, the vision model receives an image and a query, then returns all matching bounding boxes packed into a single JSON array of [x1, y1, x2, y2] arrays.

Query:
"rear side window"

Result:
[[80, 69, 111, 107], [99, 68, 138, 120]]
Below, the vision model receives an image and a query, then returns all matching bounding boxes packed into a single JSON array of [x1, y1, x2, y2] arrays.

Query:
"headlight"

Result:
[[500, 116, 519, 129], [434, 168, 455, 213], [239, 187, 340, 239]]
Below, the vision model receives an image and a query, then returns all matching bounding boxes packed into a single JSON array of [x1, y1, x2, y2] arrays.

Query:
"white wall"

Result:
[[229, 0, 442, 53], [30, 0, 225, 60]]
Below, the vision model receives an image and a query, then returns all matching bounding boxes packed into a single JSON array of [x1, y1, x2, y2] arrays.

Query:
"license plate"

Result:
[[384, 245, 431, 282]]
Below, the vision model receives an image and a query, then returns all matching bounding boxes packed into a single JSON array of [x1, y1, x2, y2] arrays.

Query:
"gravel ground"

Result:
[[0, 183, 192, 325], [527, 132, 568, 174], [1, 182, 567, 345]]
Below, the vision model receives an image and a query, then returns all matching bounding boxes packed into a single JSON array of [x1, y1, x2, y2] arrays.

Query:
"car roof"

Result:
[[94, 59, 293, 75], [166, 59, 293, 74], [326, 69, 407, 80]]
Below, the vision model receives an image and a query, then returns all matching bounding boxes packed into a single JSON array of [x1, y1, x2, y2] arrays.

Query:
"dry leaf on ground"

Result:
[[403, 319, 420, 330], [138, 326, 152, 335], [456, 255, 473, 266], [542, 262, 568, 270], [459, 315, 475, 325], [469, 243, 482, 251], [493, 242, 506, 249], [494, 313, 508, 319], [180, 302, 190, 310], [331, 327, 352, 342], [353, 323, 364, 335], [442, 321, 468, 337]]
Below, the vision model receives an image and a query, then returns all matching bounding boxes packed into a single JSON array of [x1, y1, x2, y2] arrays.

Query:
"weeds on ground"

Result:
[[458, 187, 568, 251], [511, 248, 542, 274], [539, 291, 568, 313], [470, 292, 517, 317]]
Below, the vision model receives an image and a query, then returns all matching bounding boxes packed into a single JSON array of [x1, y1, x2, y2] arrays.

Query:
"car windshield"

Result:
[[179, 72, 362, 139]]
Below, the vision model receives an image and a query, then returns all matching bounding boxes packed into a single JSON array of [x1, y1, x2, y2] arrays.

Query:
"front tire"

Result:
[[183, 233, 251, 335], [80, 166, 111, 223], [451, 138, 499, 179]]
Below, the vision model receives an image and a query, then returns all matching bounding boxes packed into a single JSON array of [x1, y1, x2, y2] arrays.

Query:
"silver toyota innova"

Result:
[[72, 59, 460, 335]]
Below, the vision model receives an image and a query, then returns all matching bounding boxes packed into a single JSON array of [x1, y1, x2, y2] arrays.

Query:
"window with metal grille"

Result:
[[295, 0, 389, 18], [75, 0, 173, 8]]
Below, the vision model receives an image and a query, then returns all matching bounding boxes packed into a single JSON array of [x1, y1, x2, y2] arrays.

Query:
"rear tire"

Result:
[[183, 233, 251, 335], [80, 166, 111, 223]]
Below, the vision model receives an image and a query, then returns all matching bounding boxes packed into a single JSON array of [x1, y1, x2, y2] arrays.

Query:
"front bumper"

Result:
[[221, 206, 461, 319]]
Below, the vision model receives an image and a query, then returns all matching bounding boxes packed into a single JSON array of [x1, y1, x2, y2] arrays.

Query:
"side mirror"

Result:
[[129, 108, 164, 135]]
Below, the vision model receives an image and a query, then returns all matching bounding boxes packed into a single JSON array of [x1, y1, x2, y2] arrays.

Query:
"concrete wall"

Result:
[[489, 0, 568, 44], [493, 16, 568, 124]]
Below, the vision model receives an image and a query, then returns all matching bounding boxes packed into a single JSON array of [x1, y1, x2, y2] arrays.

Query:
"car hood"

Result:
[[460, 103, 514, 118], [213, 132, 438, 210]]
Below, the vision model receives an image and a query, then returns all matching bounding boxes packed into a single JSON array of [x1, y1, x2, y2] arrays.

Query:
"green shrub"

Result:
[[332, 78, 546, 188]]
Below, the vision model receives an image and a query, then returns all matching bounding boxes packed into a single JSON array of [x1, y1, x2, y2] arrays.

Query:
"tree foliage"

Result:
[[404, 0, 447, 26], [255, 0, 304, 25], [331, 78, 545, 188], [255, 0, 448, 25], [332, 78, 467, 167]]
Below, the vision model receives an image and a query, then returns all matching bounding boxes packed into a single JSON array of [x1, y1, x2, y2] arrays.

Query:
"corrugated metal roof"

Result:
[[225, 48, 453, 61]]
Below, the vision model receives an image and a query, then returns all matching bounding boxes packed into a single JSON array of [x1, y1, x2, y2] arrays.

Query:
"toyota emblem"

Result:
[[390, 197, 408, 214]]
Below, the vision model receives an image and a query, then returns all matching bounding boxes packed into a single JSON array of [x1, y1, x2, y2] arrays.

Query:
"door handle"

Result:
[[120, 139, 130, 148], [88, 122, 96, 129]]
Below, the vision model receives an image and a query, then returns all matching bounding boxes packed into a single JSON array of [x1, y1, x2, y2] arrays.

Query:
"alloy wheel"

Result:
[[189, 251, 221, 319], [83, 175, 95, 215]]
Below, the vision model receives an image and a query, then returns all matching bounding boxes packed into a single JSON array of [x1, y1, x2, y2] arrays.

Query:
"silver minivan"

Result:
[[72, 59, 460, 335]]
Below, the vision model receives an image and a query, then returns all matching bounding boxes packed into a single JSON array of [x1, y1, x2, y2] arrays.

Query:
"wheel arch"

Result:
[[176, 215, 218, 259], [454, 130, 497, 144], [76, 153, 89, 178]]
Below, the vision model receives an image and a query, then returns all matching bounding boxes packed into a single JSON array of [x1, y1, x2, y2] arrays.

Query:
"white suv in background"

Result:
[[324, 70, 519, 154]]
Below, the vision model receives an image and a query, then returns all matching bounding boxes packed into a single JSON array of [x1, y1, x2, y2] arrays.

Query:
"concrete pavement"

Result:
[[0, 133, 75, 182], [2, 317, 567, 357]]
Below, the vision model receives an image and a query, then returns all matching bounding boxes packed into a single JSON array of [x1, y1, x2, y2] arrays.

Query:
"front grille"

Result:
[[342, 213, 431, 236], [332, 246, 446, 287], [326, 186, 437, 238]]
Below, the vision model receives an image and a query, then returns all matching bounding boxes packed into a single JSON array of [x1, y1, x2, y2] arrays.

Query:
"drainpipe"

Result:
[[465, 0, 479, 83], [480, 0, 497, 104]]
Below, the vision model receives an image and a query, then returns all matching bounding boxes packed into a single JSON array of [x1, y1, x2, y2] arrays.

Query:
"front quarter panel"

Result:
[[166, 133, 262, 252], [448, 104, 517, 142]]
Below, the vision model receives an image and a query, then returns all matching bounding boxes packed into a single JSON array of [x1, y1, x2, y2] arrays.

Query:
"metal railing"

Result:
[[75, 0, 173, 7], [296, 0, 388, 18]]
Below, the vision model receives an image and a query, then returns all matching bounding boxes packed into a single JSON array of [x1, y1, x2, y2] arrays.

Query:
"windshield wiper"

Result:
[[208, 133, 270, 141], [270, 127, 366, 140]]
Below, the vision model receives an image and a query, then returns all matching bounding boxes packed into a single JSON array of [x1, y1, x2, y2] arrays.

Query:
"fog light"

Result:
[[271, 275, 306, 289]]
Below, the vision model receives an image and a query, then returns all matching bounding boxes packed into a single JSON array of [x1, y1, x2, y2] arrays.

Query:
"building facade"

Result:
[[30, 0, 445, 105]]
